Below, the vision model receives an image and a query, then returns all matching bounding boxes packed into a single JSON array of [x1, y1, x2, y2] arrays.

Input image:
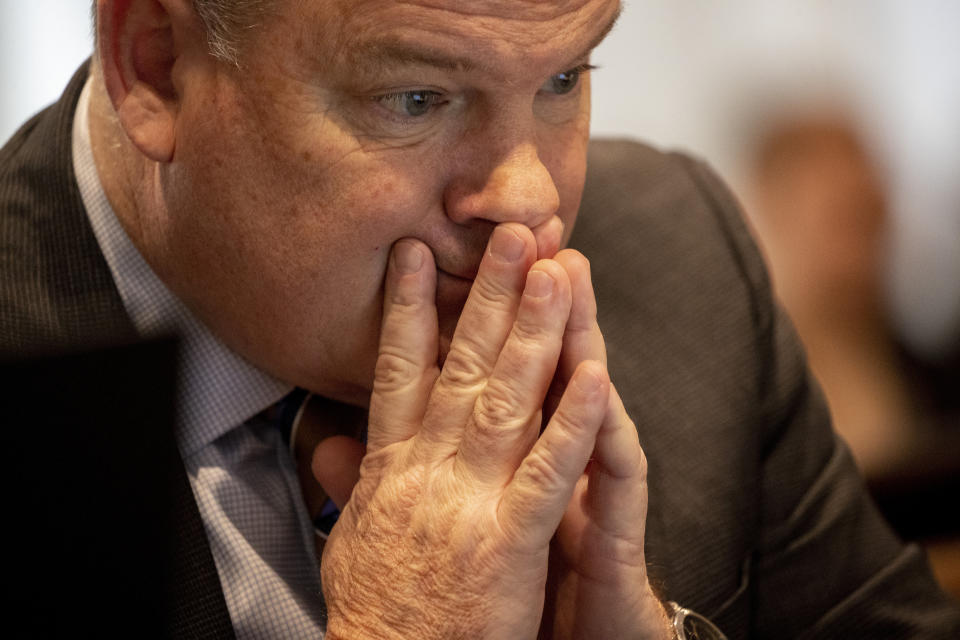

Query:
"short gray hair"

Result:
[[193, 0, 270, 62], [93, 0, 270, 64]]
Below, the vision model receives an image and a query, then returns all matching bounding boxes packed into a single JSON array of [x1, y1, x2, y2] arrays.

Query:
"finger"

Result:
[[457, 259, 572, 483], [585, 384, 649, 537], [533, 215, 564, 261], [367, 238, 440, 452], [498, 360, 610, 547], [293, 395, 367, 517], [553, 249, 606, 379], [311, 435, 366, 510], [544, 249, 606, 422], [419, 224, 537, 450]]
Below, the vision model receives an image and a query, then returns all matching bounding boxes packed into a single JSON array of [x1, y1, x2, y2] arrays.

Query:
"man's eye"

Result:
[[375, 90, 445, 118], [541, 64, 596, 96]]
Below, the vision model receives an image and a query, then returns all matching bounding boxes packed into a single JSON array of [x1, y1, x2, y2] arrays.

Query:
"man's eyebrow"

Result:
[[348, 43, 478, 75], [346, 4, 622, 76], [574, 4, 622, 64]]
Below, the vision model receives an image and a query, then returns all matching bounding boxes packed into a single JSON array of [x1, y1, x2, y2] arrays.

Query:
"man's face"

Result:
[[154, 0, 621, 404]]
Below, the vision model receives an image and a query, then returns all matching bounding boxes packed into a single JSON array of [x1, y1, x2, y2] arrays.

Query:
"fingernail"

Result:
[[490, 226, 525, 262], [394, 241, 423, 274], [524, 270, 555, 298]]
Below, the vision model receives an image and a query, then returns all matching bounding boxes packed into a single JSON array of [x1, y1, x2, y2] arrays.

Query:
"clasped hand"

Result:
[[320, 224, 670, 640]]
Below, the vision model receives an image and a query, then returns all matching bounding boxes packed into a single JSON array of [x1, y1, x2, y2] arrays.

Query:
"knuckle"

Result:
[[470, 275, 517, 310], [518, 448, 566, 493], [373, 348, 421, 393], [388, 284, 424, 310], [356, 448, 397, 488], [512, 311, 553, 346], [548, 404, 589, 439], [438, 344, 489, 391], [473, 384, 529, 435], [386, 275, 430, 315]]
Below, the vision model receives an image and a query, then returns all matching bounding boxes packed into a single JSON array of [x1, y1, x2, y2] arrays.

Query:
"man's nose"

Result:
[[444, 141, 560, 229]]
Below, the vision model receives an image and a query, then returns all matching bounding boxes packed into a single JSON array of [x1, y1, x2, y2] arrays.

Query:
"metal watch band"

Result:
[[667, 601, 728, 640]]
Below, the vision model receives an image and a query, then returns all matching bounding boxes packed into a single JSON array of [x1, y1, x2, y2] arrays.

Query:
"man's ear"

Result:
[[97, 0, 201, 162]]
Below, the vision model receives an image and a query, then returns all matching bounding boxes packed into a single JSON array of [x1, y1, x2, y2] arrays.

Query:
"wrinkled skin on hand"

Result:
[[317, 225, 670, 639], [537, 254, 670, 640]]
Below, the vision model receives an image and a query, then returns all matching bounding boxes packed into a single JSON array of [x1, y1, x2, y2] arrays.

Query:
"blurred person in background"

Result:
[[746, 113, 918, 478], [745, 111, 960, 599]]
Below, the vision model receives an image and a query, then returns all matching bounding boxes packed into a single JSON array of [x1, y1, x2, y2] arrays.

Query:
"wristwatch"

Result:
[[667, 601, 728, 640]]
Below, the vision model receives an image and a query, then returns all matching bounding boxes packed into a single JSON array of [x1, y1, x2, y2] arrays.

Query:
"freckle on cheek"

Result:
[[369, 178, 400, 202], [302, 150, 313, 162]]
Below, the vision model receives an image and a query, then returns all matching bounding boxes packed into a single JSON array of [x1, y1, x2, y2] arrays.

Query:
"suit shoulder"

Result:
[[578, 138, 770, 316], [1, 63, 133, 356]]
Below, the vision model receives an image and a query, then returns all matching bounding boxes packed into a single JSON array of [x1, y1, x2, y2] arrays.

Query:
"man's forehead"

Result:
[[328, 0, 615, 19], [322, 0, 621, 75]]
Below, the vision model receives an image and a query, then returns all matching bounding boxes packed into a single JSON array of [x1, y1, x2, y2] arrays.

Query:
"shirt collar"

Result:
[[72, 76, 292, 457]]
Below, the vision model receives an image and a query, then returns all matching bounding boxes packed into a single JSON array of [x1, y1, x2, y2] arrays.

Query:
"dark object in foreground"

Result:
[[2, 339, 180, 637]]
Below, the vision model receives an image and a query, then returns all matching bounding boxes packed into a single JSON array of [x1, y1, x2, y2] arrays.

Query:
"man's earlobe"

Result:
[[97, 0, 197, 162]]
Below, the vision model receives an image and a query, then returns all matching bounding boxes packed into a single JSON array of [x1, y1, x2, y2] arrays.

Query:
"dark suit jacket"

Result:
[[3, 64, 959, 638]]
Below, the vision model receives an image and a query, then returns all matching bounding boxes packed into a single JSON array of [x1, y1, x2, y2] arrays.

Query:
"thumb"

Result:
[[311, 435, 366, 509]]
